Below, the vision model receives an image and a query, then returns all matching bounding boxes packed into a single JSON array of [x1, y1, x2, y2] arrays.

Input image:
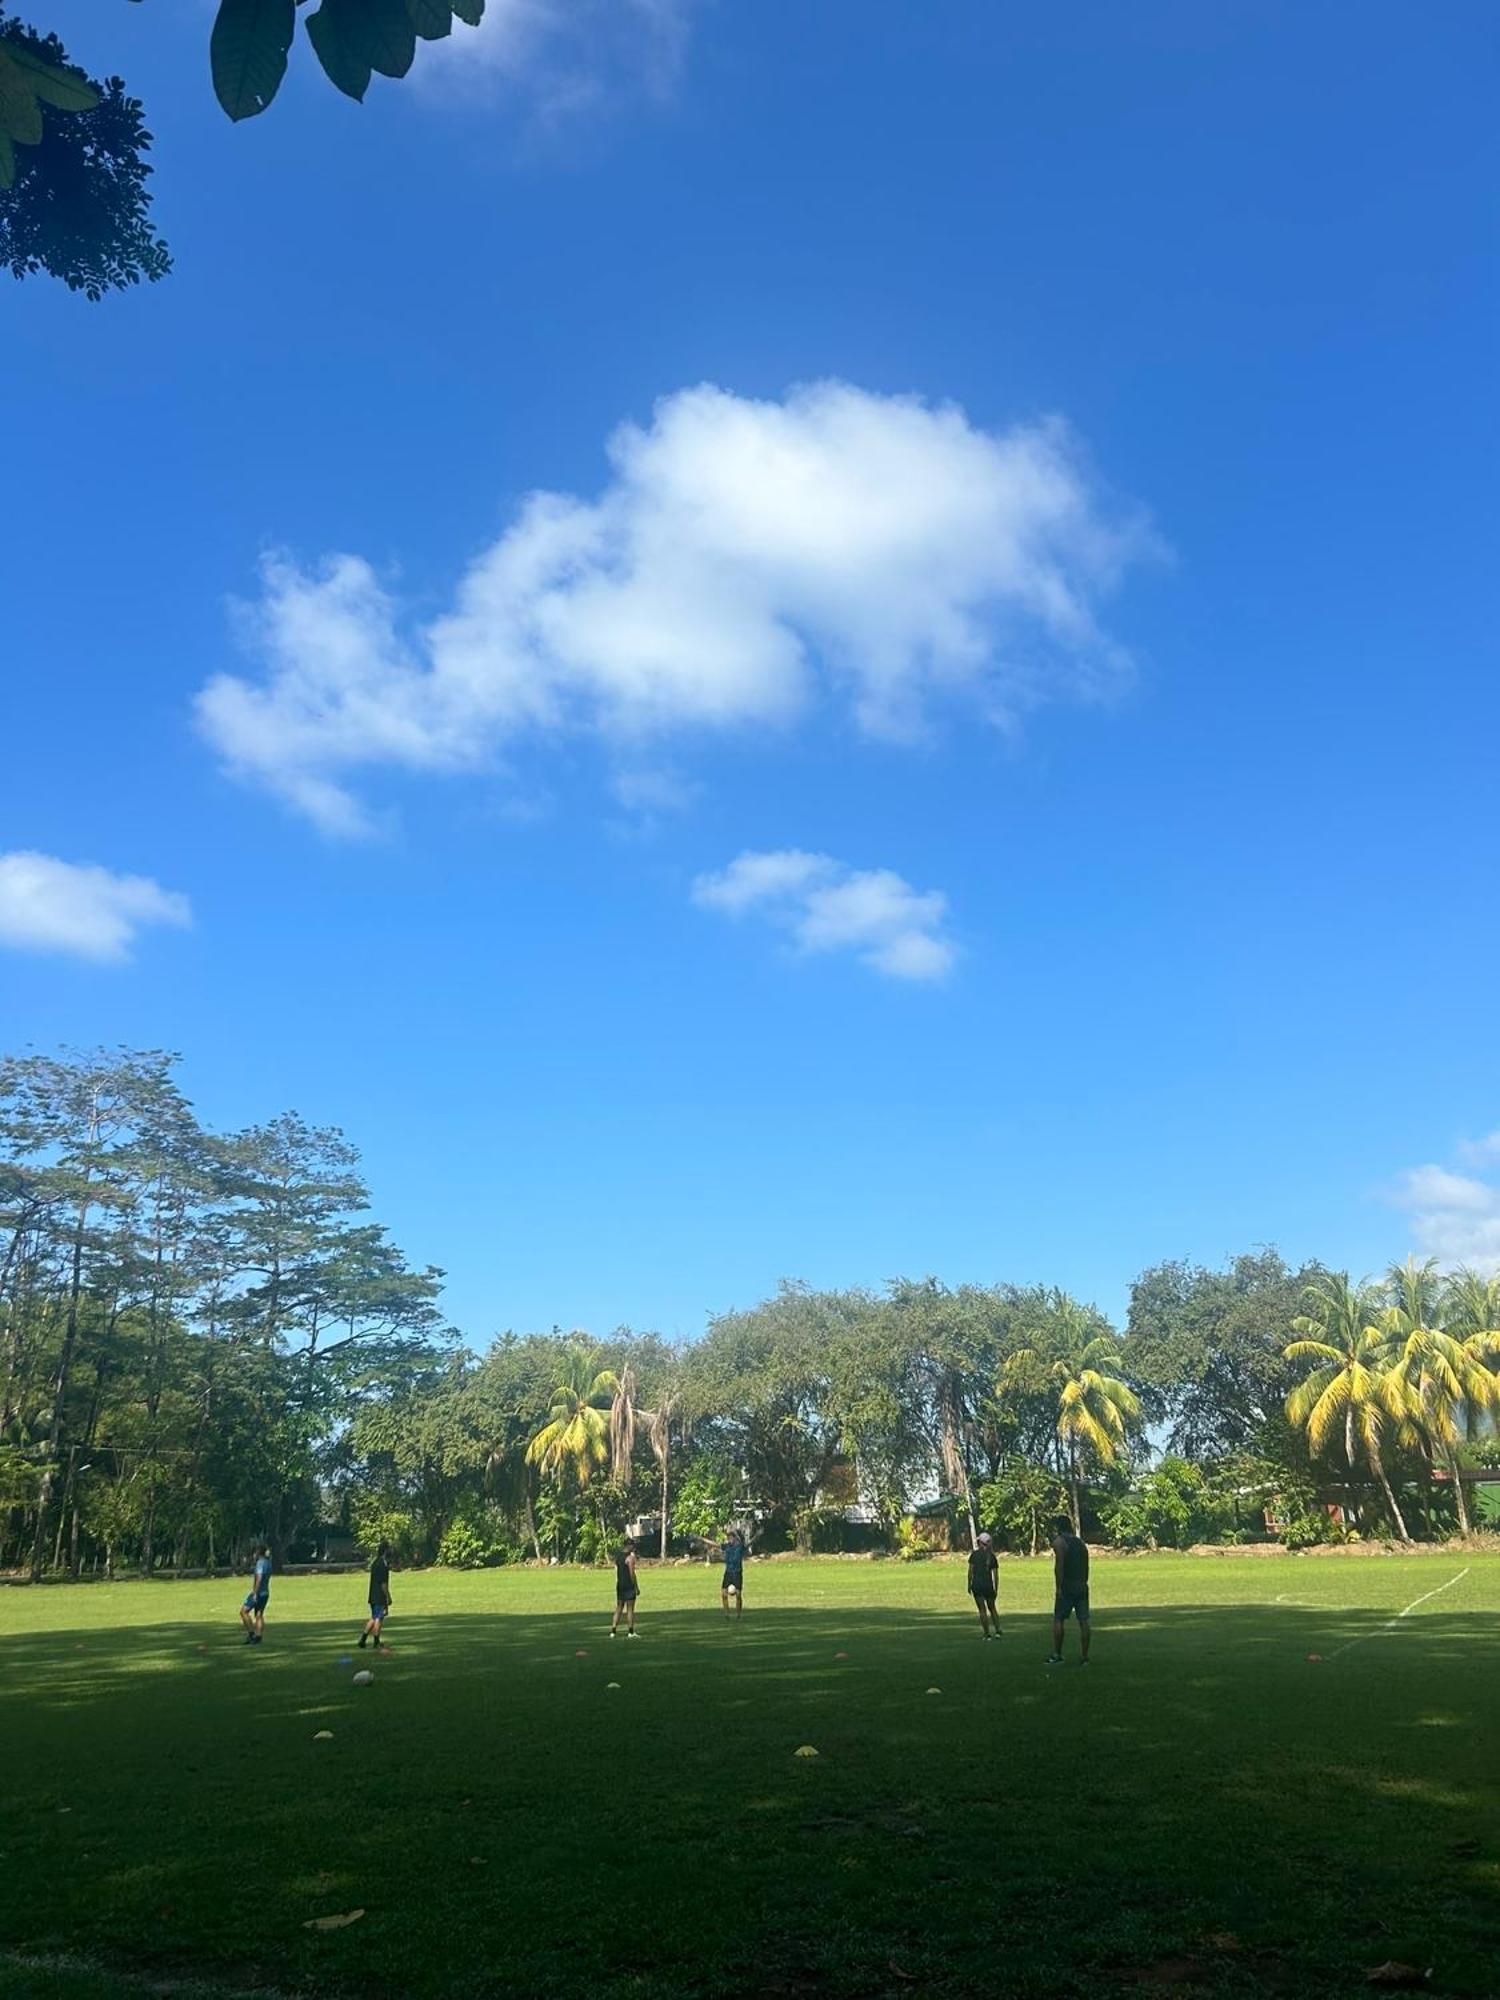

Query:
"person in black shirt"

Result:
[[1046, 1517, 1090, 1665], [966, 1532, 1001, 1640], [359, 1541, 393, 1652], [610, 1538, 639, 1639]]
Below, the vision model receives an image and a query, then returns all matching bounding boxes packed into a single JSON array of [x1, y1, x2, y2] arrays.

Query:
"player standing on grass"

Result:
[[1046, 1516, 1090, 1665], [719, 1528, 747, 1619], [239, 1543, 271, 1645], [358, 1541, 393, 1651], [967, 1531, 1001, 1640], [610, 1537, 640, 1638]]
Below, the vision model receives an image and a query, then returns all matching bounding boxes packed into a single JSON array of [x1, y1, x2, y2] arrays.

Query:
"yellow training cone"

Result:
[[926, 1687, 942, 1695], [794, 1745, 820, 1758]]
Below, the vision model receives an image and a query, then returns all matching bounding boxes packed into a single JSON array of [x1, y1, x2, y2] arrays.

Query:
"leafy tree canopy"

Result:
[[0, 13, 169, 297], [3, 0, 487, 295]]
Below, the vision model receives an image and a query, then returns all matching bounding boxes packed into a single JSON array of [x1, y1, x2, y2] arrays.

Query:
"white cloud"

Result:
[[1456, 1130, 1500, 1167], [1392, 1154, 1500, 1271], [692, 849, 956, 982], [416, 0, 696, 120], [609, 766, 701, 817], [197, 380, 1155, 837], [0, 852, 190, 964]]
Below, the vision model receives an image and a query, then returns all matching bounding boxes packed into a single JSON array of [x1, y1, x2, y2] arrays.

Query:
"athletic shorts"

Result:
[[722, 1571, 743, 1591], [970, 1590, 996, 1610], [243, 1593, 268, 1613], [1054, 1586, 1090, 1622], [616, 1590, 638, 1605], [369, 1602, 388, 1622]]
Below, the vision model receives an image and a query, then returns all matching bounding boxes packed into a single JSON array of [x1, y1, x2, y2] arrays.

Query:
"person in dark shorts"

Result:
[[1047, 1516, 1090, 1665], [966, 1531, 1001, 1640], [719, 1529, 747, 1619], [610, 1538, 639, 1638], [239, 1544, 271, 1645], [359, 1541, 393, 1651]]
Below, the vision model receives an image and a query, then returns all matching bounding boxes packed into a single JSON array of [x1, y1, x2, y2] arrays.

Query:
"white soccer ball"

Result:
[[726, 1584, 738, 1599], [352, 1670, 374, 1686]]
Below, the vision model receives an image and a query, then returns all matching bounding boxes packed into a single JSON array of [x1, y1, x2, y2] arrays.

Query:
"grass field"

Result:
[[1, 1553, 1497, 2000]]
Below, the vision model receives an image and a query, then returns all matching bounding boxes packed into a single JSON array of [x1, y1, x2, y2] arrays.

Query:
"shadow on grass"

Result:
[[2, 1605, 1498, 1999]]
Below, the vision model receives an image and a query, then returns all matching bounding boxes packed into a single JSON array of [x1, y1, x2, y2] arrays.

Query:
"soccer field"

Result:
[[1, 1554, 1496, 1999]]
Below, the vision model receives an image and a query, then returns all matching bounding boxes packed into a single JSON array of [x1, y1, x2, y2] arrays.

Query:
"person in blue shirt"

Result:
[[239, 1544, 271, 1645], [704, 1528, 747, 1619]]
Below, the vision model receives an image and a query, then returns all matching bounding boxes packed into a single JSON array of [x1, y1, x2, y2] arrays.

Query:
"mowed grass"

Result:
[[1, 1554, 1497, 2000]]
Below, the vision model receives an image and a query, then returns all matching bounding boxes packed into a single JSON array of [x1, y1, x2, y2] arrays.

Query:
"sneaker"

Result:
[[608, 1629, 617, 1638], [626, 1630, 639, 1639], [1045, 1654, 1063, 1666], [1079, 1658, 1090, 1667]]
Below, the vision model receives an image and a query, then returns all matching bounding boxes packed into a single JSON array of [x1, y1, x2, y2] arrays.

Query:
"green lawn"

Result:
[[1, 1553, 1496, 1999]]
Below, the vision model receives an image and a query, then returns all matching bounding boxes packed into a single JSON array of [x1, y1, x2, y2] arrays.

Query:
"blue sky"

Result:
[[4, 0, 1497, 1342]]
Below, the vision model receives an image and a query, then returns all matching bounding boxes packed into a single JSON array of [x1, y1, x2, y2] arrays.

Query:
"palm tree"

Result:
[[525, 1343, 621, 1494], [1384, 1258, 1500, 1536], [641, 1383, 683, 1561], [1443, 1269, 1500, 1400], [1283, 1274, 1410, 1541], [608, 1362, 637, 1487], [1012, 1293, 1139, 1533]]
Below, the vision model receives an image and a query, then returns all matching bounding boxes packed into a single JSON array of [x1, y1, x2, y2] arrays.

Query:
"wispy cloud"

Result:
[[1392, 1150, 1500, 1271], [692, 849, 956, 981], [1456, 1130, 1500, 1167], [416, 0, 697, 122], [0, 852, 190, 964], [197, 380, 1157, 837]]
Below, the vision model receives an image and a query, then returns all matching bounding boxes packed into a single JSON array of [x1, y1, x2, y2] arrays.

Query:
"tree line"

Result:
[[4, 1049, 1498, 1580]]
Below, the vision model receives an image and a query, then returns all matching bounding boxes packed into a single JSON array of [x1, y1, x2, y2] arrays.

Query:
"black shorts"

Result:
[[616, 1590, 638, 1606], [1054, 1586, 1090, 1622], [970, 1590, 996, 1610], [722, 1570, 743, 1592]]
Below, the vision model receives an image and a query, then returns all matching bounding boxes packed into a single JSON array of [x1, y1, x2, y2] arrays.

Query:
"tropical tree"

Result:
[[1383, 1258, 1500, 1536], [641, 1385, 682, 1562], [1443, 1269, 1500, 1420], [524, 1344, 620, 1495], [1011, 1292, 1140, 1532], [1283, 1274, 1410, 1541]]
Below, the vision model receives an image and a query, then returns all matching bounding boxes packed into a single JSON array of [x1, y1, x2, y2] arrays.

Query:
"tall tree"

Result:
[[525, 1344, 620, 1495], [1283, 1274, 1410, 1541], [1012, 1291, 1140, 1533], [1383, 1257, 1500, 1536]]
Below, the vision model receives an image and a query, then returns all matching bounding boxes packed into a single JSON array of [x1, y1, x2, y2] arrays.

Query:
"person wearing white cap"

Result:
[[966, 1532, 1001, 1641]]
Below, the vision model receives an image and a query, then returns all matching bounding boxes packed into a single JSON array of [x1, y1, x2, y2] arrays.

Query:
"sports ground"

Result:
[[2, 1553, 1496, 1999]]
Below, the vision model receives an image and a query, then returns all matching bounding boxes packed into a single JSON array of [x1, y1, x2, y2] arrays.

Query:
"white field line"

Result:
[[1324, 1567, 1471, 1661]]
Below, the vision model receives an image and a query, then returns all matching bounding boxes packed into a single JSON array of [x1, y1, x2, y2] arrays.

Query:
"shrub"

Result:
[[1101, 1457, 1234, 1550], [437, 1505, 519, 1569]]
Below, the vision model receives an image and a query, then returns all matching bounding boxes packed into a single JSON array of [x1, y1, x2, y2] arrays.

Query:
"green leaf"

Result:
[[0, 56, 43, 147], [406, 0, 454, 41], [0, 41, 100, 114], [305, 1, 372, 102], [347, 0, 418, 79], [211, 0, 296, 121], [451, 0, 486, 24], [0, 127, 14, 191]]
